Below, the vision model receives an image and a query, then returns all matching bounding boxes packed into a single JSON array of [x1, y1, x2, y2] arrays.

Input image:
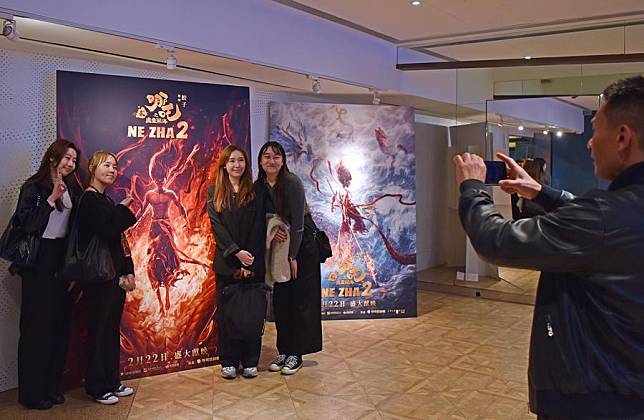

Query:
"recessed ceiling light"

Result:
[[543, 130, 548, 135], [411, 1, 421, 5], [556, 131, 563, 137], [518, 125, 524, 131], [524, 56, 532, 60]]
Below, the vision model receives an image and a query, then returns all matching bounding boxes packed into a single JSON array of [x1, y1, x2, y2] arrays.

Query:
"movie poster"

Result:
[[269, 103, 417, 320], [57, 71, 249, 379]]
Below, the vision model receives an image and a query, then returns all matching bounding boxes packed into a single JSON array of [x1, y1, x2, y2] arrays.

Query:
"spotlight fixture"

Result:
[[2, 19, 19, 40], [518, 125, 524, 131], [308, 75, 321, 94], [166, 53, 177, 70], [411, 1, 421, 5], [556, 130, 563, 138], [370, 89, 381, 105], [157, 44, 177, 70]]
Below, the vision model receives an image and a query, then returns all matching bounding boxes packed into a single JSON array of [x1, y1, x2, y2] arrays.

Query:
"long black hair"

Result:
[[257, 141, 292, 222], [28, 139, 81, 210]]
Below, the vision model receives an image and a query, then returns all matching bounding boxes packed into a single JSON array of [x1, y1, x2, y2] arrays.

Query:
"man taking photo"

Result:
[[453, 76, 644, 419]]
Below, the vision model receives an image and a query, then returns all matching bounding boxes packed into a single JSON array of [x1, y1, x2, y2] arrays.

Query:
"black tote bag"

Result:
[[221, 282, 270, 340], [0, 214, 40, 268], [61, 194, 115, 283]]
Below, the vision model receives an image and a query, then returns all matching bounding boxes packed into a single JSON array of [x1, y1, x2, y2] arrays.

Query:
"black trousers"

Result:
[[273, 229, 322, 356], [216, 275, 262, 368], [18, 238, 72, 404], [82, 277, 125, 397]]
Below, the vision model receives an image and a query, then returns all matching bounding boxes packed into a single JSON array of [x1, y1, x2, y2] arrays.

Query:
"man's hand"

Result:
[[496, 152, 542, 199], [453, 153, 486, 187]]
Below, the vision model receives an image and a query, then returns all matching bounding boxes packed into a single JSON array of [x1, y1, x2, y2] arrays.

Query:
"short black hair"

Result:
[[602, 76, 644, 148]]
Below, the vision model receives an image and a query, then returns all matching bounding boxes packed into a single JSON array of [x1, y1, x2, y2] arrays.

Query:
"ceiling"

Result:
[[275, 0, 644, 61], [0, 16, 472, 121]]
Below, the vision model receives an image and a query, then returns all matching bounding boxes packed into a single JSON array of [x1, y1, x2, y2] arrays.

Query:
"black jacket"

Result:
[[458, 162, 644, 418], [207, 184, 265, 277], [76, 190, 136, 277], [14, 178, 82, 236], [7, 178, 81, 274]]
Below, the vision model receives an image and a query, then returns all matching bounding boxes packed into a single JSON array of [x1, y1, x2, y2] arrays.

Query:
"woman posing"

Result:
[[76, 151, 137, 404], [207, 145, 266, 379], [6, 139, 80, 409], [257, 141, 322, 375]]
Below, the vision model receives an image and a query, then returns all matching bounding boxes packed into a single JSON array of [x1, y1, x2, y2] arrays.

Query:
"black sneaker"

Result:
[[93, 392, 119, 405], [269, 354, 287, 372], [281, 356, 302, 375]]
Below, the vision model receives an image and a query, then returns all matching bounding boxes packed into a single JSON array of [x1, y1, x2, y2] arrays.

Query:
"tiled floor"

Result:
[[0, 290, 537, 419], [419, 266, 539, 305]]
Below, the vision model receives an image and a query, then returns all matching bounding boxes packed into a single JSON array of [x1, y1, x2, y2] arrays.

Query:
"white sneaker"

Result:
[[221, 366, 237, 379], [94, 392, 119, 405], [269, 354, 287, 372], [242, 367, 258, 378], [114, 385, 134, 397], [281, 356, 303, 375]]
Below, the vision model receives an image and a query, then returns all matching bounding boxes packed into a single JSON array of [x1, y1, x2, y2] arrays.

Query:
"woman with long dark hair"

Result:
[[5, 139, 80, 410], [207, 145, 265, 379], [256, 141, 322, 375], [76, 151, 137, 405]]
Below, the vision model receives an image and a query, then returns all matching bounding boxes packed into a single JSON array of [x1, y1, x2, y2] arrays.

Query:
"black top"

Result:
[[258, 171, 308, 259], [76, 190, 136, 277], [207, 184, 265, 277]]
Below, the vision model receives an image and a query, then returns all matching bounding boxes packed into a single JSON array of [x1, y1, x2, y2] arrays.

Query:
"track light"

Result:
[[370, 89, 381, 105], [157, 44, 177, 70], [307, 75, 321, 94], [2, 19, 19, 40], [166, 53, 177, 70]]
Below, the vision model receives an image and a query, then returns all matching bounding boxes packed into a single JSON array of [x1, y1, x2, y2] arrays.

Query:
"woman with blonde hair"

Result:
[[207, 145, 266, 379], [75, 151, 137, 404]]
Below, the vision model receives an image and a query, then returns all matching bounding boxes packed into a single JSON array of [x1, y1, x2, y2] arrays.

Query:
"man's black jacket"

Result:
[[458, 162, 644, 418]]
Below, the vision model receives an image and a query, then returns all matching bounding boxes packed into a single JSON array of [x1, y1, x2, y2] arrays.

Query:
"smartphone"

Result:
[[484, 161, 508, 185]]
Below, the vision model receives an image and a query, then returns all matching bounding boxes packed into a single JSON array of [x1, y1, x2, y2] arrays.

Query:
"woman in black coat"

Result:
[[3, 139, 80, 410], [75, 151, 137, 405], [207, 145, 265, 379], [256, 141, 322, 376]]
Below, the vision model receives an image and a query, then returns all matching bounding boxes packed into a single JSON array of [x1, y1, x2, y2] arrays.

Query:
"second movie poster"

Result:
[[57, 71, 250, 379], [269, 103, 417, 320]]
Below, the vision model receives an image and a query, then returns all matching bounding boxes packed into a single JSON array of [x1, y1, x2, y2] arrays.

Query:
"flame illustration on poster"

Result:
[[269, 103, 417, 319], [56, 71, 250, 380]]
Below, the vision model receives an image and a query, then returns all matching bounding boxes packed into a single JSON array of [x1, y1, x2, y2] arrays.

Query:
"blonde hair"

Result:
[[88, 150, 118, 178]]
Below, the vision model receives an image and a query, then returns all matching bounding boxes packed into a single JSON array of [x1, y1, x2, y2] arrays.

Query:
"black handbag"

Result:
[[221, 282, 270, 340], [0, 214, 40, 268], [61, 195, 115, 283], [304, 215, 332, 263]]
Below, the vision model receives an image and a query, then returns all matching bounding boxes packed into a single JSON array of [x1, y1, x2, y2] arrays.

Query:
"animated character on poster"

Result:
[[270, 103, 417, 319]]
